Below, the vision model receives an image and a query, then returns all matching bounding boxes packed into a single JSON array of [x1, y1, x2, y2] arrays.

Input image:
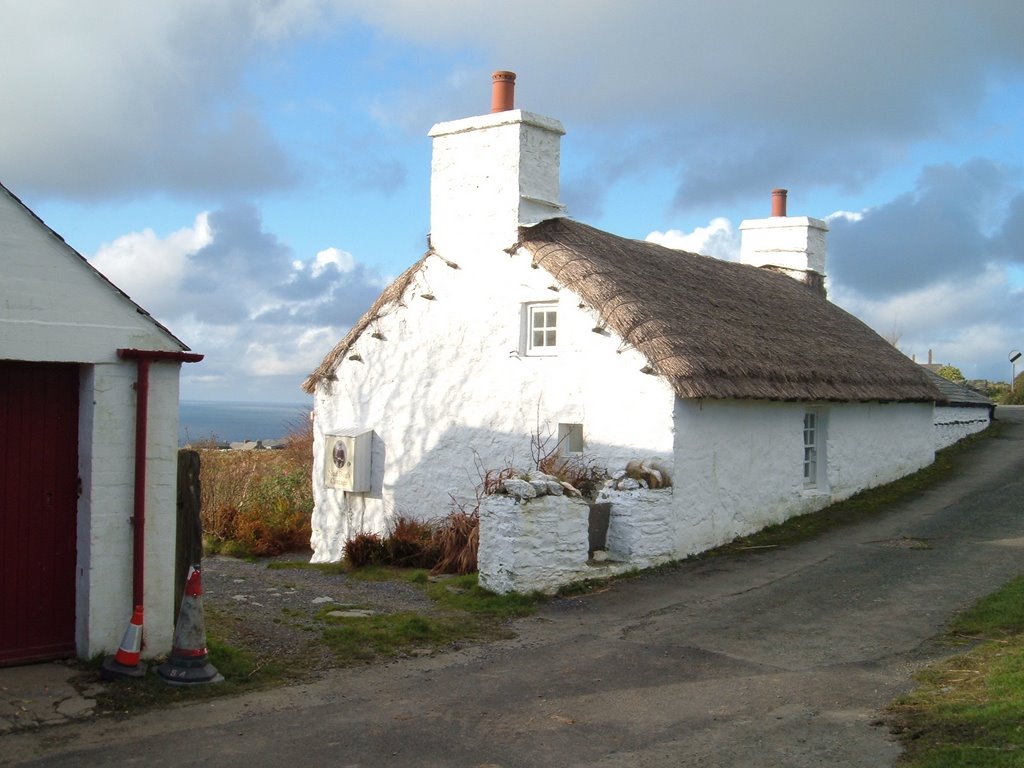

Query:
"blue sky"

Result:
[[3, 1, 1023, 402]]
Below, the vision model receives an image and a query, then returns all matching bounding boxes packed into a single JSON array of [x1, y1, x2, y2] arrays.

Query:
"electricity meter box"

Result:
[[324, 429, 372, 492]]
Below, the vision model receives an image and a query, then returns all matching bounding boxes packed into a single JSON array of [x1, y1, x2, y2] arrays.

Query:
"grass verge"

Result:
[[888, 575, 1024, 766]]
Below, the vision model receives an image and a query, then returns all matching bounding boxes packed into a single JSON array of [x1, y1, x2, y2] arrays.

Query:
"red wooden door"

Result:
[[0, 361, 79, 665]]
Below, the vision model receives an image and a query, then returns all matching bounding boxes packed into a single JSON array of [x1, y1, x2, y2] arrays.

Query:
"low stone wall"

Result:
[[478, 487, 680, 594], [478, 494, 590, 595], [600, 487, 676, 568]]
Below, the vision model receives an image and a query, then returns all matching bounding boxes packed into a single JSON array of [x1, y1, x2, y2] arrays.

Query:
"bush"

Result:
[[344, 532, 386, 568], [341, 508, 480, 576], [200, 419, 314, 556], [430, 509, 479, 575], [384, 515, 439, 568]]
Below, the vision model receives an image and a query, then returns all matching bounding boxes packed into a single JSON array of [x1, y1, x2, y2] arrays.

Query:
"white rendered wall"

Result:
[[739, 216, 828, 274], [671, 399, 934, 557], [934, 405, 991, 450], [76, 361, 181, 658], [310, 247, 677, 561]]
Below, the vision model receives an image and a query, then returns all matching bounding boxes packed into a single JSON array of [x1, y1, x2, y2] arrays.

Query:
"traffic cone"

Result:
[[101, 605, 147, 680], [157, 565, 223, 686]]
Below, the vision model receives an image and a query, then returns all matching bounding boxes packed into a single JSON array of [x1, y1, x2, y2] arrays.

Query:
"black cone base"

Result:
[[101, 656, 148, 681], [156, 655, 224, 686]]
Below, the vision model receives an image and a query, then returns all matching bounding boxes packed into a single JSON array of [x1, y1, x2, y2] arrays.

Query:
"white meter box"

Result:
[[324, 429, 372, 492]]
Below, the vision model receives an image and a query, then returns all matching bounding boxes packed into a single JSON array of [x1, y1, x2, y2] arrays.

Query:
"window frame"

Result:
[[802, 407, 827, 490], [557, 422, 584, 456], [523, 302, 559, 356]]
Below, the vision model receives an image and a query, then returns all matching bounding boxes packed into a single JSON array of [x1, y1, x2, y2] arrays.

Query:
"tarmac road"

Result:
[[6, 407, 1024, 767]]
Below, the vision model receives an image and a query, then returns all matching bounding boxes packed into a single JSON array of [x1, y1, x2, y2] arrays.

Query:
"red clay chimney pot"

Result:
[[491, 71, 516, 113], [771, 188, 788, 217]]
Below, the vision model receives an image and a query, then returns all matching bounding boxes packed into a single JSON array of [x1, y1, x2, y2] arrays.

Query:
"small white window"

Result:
[[803, 411, 817, 486], [525, 303, 558, 355], [558, 423, 584, 455]]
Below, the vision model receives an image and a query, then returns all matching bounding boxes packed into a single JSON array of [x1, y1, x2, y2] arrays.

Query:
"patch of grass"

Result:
[[713, 425, 999, 555], [310, 573, 544, 665], [425, 574, 545, 618], [319, 612, 465, 662], [265, 560, 348, 575], [889, 574, 1024, 766], [952, 575, 1024, 639]]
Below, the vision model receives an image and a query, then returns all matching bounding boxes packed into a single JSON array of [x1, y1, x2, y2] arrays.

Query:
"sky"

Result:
[[3, 1, 1023, 402]]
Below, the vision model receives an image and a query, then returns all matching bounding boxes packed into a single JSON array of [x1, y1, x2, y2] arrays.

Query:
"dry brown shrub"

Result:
[[344, 532, 385, 567], [385, 515, 439, 568], [430, 508, 479, 575]]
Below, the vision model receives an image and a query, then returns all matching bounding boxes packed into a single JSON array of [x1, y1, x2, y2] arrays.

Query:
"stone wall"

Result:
[[600, 488, 675, 568], [478, 494, 590, 594]]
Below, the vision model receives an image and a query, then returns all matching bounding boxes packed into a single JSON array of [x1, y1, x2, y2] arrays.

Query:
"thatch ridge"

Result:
[[301, 255, 428, 393], [519, 217, 941, 402]]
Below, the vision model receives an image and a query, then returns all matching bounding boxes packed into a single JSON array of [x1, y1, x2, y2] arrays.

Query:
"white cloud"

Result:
[[831, 265, 1019, 380], [826, 210, 864, 224], [90, 214, 212, 318], [312, 247, 356, 277], [646, 218, 739, 261], [87, 204, 383, 399]]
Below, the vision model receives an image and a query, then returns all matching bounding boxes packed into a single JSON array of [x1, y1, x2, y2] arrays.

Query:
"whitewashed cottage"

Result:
[[304, 73, 942, 592], [1, 182, 199, 665]]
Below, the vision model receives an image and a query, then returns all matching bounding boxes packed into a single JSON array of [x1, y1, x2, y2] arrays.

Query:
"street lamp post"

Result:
[[1011, 350, 1022, 400]]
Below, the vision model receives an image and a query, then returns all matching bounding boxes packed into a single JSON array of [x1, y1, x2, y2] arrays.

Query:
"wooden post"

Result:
[[175, 450, 202, 619]]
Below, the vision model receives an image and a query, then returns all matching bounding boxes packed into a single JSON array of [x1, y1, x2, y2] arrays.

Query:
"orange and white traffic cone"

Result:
[[101, 605, 147, 680], [157, 565, 223, 686]]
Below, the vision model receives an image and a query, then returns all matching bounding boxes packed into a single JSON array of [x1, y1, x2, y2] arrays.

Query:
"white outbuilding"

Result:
[[1, 182, 200, 665], [304, 73, 943, 591]]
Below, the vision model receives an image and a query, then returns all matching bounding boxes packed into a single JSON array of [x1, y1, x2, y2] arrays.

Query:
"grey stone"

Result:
[[503, 478, 537, 500]]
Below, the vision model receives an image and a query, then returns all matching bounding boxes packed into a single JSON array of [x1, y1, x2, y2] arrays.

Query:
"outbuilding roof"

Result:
[[305, 216, 941, 403], [921, 368, 993, 408]]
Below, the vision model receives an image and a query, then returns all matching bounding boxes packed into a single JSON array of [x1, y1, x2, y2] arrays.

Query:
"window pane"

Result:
[[547, 330, 556, 346], [533, 330, 544, 347]]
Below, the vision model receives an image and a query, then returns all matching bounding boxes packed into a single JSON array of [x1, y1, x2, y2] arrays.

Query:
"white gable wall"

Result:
[[671, 399, 934, 557], [0, 191, 177, 361], [310, 246, 677, 561], [2, 187, 184, 659]]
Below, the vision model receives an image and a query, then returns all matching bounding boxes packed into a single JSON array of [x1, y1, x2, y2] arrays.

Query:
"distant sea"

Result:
[[178, 400, 311, 446]]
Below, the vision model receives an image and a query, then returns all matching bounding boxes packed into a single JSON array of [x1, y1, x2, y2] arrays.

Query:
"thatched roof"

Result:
[[518, 217, 940, 402], [304, 216, 941, 403]]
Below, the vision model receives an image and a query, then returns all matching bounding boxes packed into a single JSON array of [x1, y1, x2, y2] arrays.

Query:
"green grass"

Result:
[[889, 575, 1024, 766], [313, 573, 545, 664]]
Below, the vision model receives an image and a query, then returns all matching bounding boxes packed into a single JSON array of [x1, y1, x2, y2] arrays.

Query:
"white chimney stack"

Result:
[[427, 71, 566, 261], [740, 189, 828, 295]]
